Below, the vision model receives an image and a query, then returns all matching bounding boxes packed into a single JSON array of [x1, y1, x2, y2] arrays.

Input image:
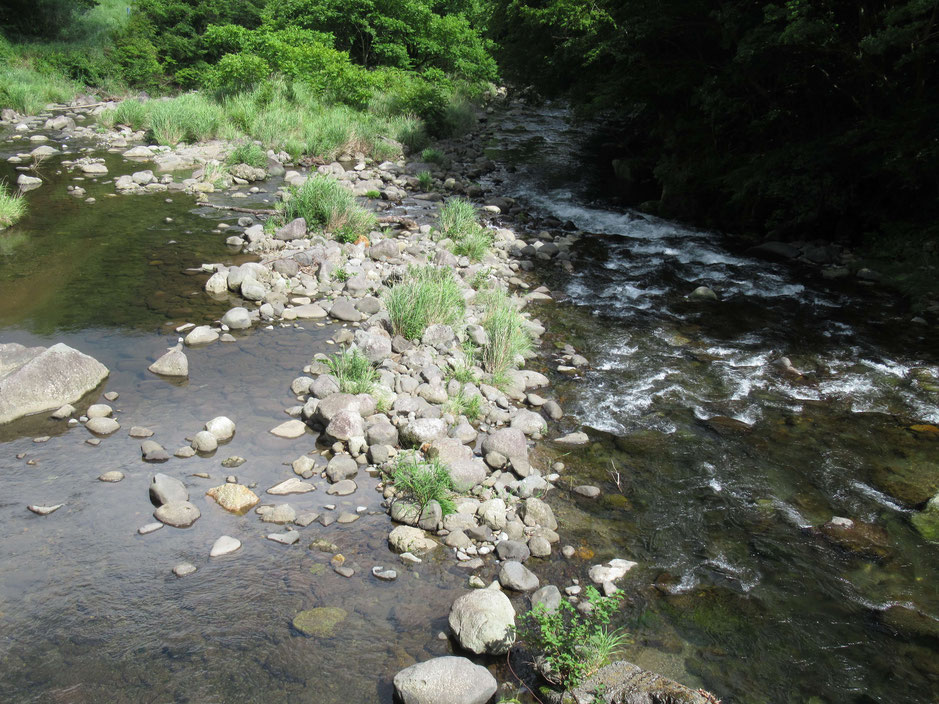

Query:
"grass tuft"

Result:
[[324, 348, 377, 395], [390, 451, 455, 515], [226, 142, 267, 169], [444, 389, 482, 422], [0, 183, 27, 228], [439, 198, 492, 261], [281, 175, 376, 242], [385, 266, 466, 340], [480, 290, 533, 376], [417, 170, 433, 191], [0, 65, 78, 115]]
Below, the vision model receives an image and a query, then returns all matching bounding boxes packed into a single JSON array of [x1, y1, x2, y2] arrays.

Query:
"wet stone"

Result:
[[173, 562, 197, 577], [138, 522, 163, 535], [98, 471, 124, 482], [210, 535, 242, 557]]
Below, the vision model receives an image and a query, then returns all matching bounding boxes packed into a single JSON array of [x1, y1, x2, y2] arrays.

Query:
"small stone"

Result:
[[270, 420, 308, 438], [50, 404, 75, 419], [498, 560, 540, 592], [337, 511, 359, 524], [28, 504, 63, 515], [206, 484, 259, 513], [173, 562, 197, 577], [191, 430, 218, 453], [372, 566, 397, 581], [294, 512, 320, 527], [129, 426, 154, 438], [138, 522, 163, 535], [175, 446, 196, 458], [154, 501, 201, 528], [86, 403, 113, 418], [86, 417, 120, 435], [268, 477, 315, 495], [573, 485, 601, 498], [210, 535, 242, 557], [267, 531, 300, 545], [98, 471, 124, 482], [205, 416, 236, 441], [141, 440, 169, 462]]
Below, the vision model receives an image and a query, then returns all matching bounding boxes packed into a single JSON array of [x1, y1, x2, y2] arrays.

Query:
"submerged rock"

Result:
[[563, 661, 713, 704], [210, 535, 241, 557], [292, 606, 347, 637], [0, 343, 109, 424]]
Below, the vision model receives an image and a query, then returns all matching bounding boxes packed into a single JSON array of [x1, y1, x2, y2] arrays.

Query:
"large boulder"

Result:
[[393, 657, 497, 704], [562, 661, 713, 704], [353, 325, 392, 362], [448, 589, 516, 655], [481, 428, 528, 462], [0, 343, 108, 424]]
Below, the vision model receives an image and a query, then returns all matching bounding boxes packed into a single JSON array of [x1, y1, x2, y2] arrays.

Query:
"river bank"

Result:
[[2, 96, 939, 704]]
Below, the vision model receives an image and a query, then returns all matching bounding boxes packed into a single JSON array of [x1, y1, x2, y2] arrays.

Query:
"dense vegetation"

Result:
[[491, 0, 939, 249]]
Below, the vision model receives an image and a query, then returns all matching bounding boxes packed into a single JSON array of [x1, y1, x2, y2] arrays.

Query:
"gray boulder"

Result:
[[274, 217, 307, 241], [221, 307, 252, 330], [0, 343, 108, 424], [353, 325, 392, 362], [393, 656, 497, 704], [563, 661, 713, 704], [499, 560, 539, 592], [148, 345, 189, 377], [481, 428, 528, 462], [150, 473, 188, 505], [448, 588, 516, 655]]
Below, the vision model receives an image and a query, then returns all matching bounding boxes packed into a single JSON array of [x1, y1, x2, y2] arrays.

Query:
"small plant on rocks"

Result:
[[479, 290, 533, 376], [517, 586, 627, 690], [226, 142, 267, 169], [282, 174, 376, 242], [0, 182, 27, 228], [390, 451, 455, 515], [385, 265, 465, 340], [324, 348, 377, 394], [417, 170, 433, 191]]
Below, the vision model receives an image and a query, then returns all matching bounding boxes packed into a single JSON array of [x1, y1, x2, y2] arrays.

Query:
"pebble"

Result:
[[337, 512, 359, 524], [32, 436, 50, 443], [98, 471, 124, 482], [138, 522, 163, 535], [210, 535, 242, 557], [129, 426, 154, 438], [267, 531, 300, 545], [372, 566, 397, 581], [173, 562, 197, 577], [28, 504, 63, 515]]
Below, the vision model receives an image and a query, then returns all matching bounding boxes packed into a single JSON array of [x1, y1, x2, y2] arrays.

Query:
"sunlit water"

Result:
[[485, 104, 939, 703]]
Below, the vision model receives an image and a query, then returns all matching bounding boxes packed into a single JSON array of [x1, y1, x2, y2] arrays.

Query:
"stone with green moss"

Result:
[[911, 493, 939, 542], [292, 607, 347, 637]]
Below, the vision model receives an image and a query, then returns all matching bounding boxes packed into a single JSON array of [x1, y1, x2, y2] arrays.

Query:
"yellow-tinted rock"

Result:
[[292, 607, 347, 637], [206, 484, 259, 514]]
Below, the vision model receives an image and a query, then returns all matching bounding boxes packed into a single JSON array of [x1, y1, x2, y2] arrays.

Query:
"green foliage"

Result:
[[385, 265, 465, 340], [281, 174, 376, 241], [479, 290, 532, 376], [364, 189, 381, 199], [324, 347, 377, 394], [0, 64, 78, 114], [447, 344, 480, 384], [444, 388, 482, 422], [333, 266, 350, 282], [439, 198, 492, 261], [491, 0, 939, 247], [421, 147, 445, 164], [0, 0, 96, 40], [417, 170, 433, 191], [226, 141, 267, 168], [517, 586, 627, 689], [452, 228, 494, 261], [205, 51, 270, 95], [0, 183, 27, 228], [390, 451, 455, 515]]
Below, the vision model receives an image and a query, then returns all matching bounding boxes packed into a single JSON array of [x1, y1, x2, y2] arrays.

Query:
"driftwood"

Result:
[[48, 102, 109, 111], [377, 215, 419, 229], [198, 202, 279, 216]]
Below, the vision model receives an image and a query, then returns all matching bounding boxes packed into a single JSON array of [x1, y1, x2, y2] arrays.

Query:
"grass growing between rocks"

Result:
[[281, 175, 377, 243], [417, 170, 433, 191], [325, 348, 377, 395], [0, 64, 79, 115], [480, 290, 533, 376], [390, 451, 455, 515], [444, 389, 482, 422], [439, 198, 492, 262], [385, 266, 466, 340], [0, 183, 27, 228], [226, 142, 267, 169]]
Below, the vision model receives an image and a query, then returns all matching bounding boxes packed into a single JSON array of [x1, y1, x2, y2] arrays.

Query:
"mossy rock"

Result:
[[911, 505, 939, 542], [882, 604, 939, 641], [292, 607, 347, 637], [600, 493, 632, 511], [869, 456, 939, 507]]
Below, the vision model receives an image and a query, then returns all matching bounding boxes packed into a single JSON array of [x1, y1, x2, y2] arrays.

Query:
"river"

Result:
[[0, 104, 937, 704]]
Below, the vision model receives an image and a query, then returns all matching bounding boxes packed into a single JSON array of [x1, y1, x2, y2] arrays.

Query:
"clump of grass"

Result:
[[444, 389, 482, 422], [0, 65, 78, 115], [439, 198, 493, 262], [480, 290, 533, 375], [334, 267, 350, 282], [324, 348, 377, 395], [447, 343, 480, 384], [417, 170, 433, 191], [470, 268, 493, 290], [0, 183, 27, 228], [281, 175, 376, 242], [147, 93, 224, 145], [201, 161, 230, 189], [385, 266, 466, 340], [226, 142, 267, 169], [421, 147, 446, 164], [365, 189, 381, 198], [390, 451, 455, 515], [102, 99, 148, 131]]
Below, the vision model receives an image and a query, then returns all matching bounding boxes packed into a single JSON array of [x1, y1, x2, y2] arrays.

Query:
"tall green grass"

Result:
[[325, 348, 377, 394], [0, 183, 27, 228], [479, 290, 533, 375], [281, 175, 376, 243], [385, 266, 466, 340], [439, 198, 492, 261], [390, 451, 455, 515], [0, 65, 78, 114], [226, 142, 267, 169]]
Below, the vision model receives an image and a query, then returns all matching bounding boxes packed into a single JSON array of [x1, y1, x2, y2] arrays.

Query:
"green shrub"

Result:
[[517, 586, 627, 689], [0, 183, 27, 227], [226, 141, 267, 168], [421, 147, 445, 164], [390, 451, 455, 515], [480, 290, 533, 375], [417, 170, 433, 191], [365, 189, 381, 199], [205, 52, 269, 96], [444, 389, 482, 422], [385, 266, 465, 340], [281, 174, 376, 241], [324, 348, 376, 395], [439, 198, 492, 261]]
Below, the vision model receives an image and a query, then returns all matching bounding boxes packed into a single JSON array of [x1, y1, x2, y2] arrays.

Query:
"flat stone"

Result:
[[184, 325, 219, 346], [260, 503, 296, 524], [325, 479, 357, 496], [588, 558, 638, 585], [207, 484, 259, 513], [129, 426, 154, 438], [267, 531, 300, 545], [337, 511, 359, 524], [138, 522, 163, 535], [210, 535, 242, 557], [87, 405, 113, 418], [268, 477, 315, 495], [98, 471, 124, 482], [292, 607, 347, 637], [150, 473, 188, 505], [50, 404, 75, 419], [269, 420, 308, 438], [555, 432, 589, 445], [173, 562, 197, 577], [295, 512, 320, 527], [154, 501, 201, 528], [393, 656, 497, 704], [573, 485, 601, 498], [141, 440, 169, 462]]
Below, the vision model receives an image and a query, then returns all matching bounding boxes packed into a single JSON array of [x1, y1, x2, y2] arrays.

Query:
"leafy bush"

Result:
[[390, 451, 455, 515], [479, 290, 533, 375], [281, 174, 376, 241], [226, 141, 267, 168], [385, 266, 465, 340], [324, 348, 376, 394], [517, 586, 627, 689], [0, 183, 27, 228], [205, 52, 270, 95]]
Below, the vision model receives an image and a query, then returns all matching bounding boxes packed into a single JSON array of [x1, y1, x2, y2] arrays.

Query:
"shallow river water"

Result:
[[0, 107, 937, 704]]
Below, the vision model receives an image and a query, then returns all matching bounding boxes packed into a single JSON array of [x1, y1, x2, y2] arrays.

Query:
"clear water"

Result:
[[485, 105, 939, 703]]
